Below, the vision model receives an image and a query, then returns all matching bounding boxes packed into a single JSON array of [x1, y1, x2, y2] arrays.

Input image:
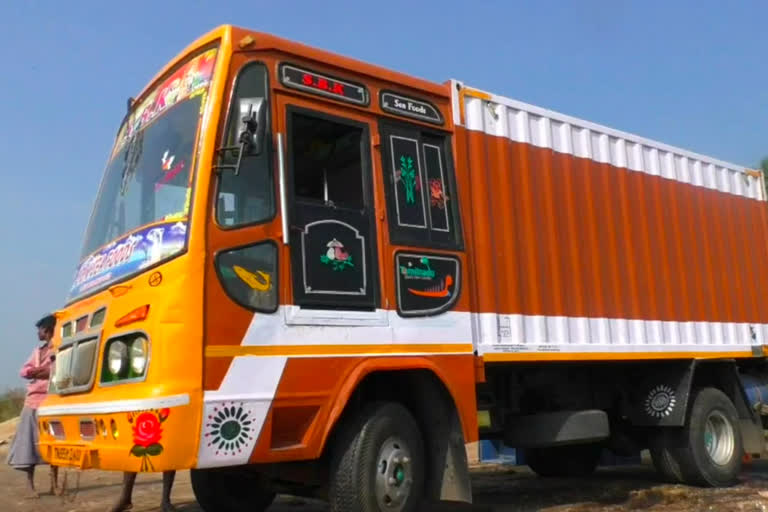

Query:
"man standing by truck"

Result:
[[7, 314, 59, 498]]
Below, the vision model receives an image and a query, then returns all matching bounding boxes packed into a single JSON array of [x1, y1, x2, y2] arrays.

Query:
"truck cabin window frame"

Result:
[[215, 62, 276, 229], [290, 112, 366, 212]]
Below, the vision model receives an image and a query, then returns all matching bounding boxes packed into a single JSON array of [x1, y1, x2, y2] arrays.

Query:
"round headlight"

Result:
[[107, 340, 128, 376], [130, 336, 149, 375]]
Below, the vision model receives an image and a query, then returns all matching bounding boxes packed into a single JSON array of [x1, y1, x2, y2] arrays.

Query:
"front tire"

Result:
[[190, 467, 276, 512], [525, 443, 603, 478], [668, 387, 743, 487], [329, 401, 425, 512]]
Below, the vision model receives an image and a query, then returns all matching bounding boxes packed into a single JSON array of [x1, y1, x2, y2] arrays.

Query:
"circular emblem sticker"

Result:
[[644, 385, 677, 418], [148, 272, 163, 287]]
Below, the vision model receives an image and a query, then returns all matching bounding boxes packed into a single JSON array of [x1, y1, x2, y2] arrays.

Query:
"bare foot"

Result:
[[24, 491, 40, 499], [108, 500, 133, 512]]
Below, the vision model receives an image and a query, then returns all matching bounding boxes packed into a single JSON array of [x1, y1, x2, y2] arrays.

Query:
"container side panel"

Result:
[[455, 85, 768, 357]]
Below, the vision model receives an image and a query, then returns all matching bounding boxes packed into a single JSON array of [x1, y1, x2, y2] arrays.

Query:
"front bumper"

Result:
[[37, 394, 199, 472]]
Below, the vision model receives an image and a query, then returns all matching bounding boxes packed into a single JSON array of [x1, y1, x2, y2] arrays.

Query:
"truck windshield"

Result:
[[69, 48, 218, 301]]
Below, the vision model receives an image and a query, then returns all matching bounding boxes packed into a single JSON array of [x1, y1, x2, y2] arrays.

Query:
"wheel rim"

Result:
[[374, 436, 413, 511], [703, 410, 735, 466]]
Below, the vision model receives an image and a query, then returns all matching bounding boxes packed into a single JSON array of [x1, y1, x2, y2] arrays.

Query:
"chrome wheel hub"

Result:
[[704, 410, 735, 466], [374, 437, 413, 510]]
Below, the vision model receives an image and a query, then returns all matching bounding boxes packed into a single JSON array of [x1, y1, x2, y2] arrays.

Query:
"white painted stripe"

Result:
[[480, 344, 754, 356], [453, 82, 762, 201], [38, 393, 190, 416], [474, 312, 766, 355], [243, 306, 475, 346], [233, 306, 766, 355]]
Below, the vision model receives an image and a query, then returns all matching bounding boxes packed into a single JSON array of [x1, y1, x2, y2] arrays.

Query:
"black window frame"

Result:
[[285, 105, 381, 310], [214, 61, 277, 230], [379, 120, 464, 250], [285, 106, 377, 215]]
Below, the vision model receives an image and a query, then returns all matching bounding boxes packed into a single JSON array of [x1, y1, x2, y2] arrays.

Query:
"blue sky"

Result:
[[0, 1, 766, 388]]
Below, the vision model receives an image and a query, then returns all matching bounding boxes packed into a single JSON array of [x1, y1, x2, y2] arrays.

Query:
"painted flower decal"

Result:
[[429, 178, 447, 209], [204, 402, 255, 457], [133, 412, 162, 447], [397, 155, 419, 204], [320, 238, 354, 271], [128, 408, 169, 472]]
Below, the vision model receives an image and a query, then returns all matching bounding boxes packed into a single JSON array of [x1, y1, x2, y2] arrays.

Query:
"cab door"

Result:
[[277, 96, 380, 312]]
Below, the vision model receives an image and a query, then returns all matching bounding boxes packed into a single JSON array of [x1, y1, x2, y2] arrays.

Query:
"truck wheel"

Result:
[[525, 443, 602, 478], [190, 467, 276, 512], [329, 401, 425, 512], [649, 430, 684, 483], [668, 387, 743, 487]]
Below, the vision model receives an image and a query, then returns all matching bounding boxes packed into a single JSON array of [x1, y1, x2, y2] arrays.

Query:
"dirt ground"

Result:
[[1, 445, 768, 512]]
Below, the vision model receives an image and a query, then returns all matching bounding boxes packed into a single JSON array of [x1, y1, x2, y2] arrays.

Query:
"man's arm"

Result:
[[19, 351, 37, 379]]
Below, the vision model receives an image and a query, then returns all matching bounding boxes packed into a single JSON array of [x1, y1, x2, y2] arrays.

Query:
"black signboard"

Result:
[[300, 219, 368, 298], [380, 91, 443, 125], [280, 63, 369, 106], [395, 252, 460, 316]]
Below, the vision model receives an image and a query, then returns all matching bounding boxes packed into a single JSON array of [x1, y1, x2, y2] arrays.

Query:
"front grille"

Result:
[[54, 307, 106, 395], [51, 336, 99, 394], [51, 347, 73, 391], [71, 339, 97, 386]]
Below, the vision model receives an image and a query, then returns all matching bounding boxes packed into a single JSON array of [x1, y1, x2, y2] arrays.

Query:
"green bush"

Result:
[[0, 389, 25, 423]]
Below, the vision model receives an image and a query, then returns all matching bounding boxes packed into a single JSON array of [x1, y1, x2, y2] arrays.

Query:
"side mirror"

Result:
[[236, 97, 267, 156]]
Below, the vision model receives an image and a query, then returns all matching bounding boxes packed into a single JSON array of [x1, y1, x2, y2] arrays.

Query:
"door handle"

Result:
[[277, 132, 289, 245]]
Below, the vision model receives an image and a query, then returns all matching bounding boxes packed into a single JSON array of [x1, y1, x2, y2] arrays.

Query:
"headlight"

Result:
[[107, 340, 128, 376], [130, 336, 149, 375]]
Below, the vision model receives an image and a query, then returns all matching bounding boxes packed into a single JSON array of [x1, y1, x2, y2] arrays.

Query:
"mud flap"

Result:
[[627, 361, 695, 427], [413, 378, 473, 504]]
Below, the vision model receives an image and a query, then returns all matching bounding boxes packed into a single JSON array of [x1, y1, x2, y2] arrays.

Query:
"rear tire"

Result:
[[329, 401, 425, 512], [525, 443, 603, 478], [667, 387, 743, 487], [190, 467, 276, 512]]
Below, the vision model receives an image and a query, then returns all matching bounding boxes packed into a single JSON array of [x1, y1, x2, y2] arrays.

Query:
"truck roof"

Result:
[[452, 80, 755, 179]]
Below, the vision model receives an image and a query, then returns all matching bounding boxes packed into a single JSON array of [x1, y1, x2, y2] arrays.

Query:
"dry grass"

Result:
[[0, 388, 24, 423]]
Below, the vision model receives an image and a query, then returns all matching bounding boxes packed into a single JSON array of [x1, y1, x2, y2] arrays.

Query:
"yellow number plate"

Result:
[[50, 445, 87, 468]]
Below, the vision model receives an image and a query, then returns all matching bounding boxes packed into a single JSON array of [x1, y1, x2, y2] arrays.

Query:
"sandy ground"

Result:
[[1, 441, 767, 511]]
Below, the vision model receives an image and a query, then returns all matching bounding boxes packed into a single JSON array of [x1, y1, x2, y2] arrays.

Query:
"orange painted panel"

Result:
[[456, 127, 768, 325]]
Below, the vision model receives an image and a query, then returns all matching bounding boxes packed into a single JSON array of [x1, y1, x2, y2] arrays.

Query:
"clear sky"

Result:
[[1, 1, 766, 388]]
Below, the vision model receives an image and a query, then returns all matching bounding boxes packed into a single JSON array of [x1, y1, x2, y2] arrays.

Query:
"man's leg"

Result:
[[49, 465, 59, 495], [161, 471, 177, 512], [24, 466, 38, 498], [109, 472, 137, 512]]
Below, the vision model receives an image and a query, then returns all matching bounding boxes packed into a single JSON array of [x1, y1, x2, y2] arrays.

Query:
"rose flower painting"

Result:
[[127, 408, 170, 472]]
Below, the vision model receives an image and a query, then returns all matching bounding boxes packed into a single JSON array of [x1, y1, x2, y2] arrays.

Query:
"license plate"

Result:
[[51, 445, 87, 468]]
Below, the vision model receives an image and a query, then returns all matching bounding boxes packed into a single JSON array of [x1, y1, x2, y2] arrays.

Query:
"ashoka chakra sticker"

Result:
[[644, 385, 677, 418], [204, 402, 255, 457]]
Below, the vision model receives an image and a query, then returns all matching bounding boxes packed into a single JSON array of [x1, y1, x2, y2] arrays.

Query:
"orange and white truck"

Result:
[[39, 25, 768, 511]]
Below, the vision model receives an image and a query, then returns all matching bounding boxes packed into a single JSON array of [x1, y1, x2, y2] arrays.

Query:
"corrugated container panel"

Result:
[[452, 81, 768, 357]]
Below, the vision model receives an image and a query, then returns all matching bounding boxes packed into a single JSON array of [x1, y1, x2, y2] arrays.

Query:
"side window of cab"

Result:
[[215, 63, 275, 227]]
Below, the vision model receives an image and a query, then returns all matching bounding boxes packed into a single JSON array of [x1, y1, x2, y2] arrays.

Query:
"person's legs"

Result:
[[49, 465, 59, 495], [23, 466, 37, 498], [7, 406, 43, 498], [109, 472, 137, 512], [161, 471, 177, 512]]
